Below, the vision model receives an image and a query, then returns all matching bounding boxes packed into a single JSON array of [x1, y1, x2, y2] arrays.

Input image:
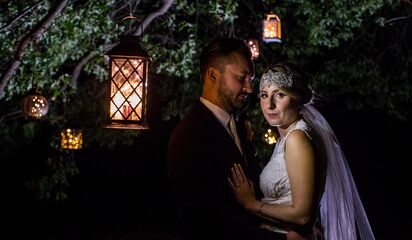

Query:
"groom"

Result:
[[167, 37, 262, 240]]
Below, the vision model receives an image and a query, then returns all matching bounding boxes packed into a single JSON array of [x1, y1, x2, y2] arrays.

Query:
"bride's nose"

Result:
[[262, 98, 276, 109], [267, 97, 276, 109]]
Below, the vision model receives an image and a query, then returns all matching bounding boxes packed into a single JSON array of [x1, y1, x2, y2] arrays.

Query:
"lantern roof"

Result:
[[106, 35, 150, 59]]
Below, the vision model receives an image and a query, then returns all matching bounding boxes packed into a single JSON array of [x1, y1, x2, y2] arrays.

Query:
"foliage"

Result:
[[0, 0, 411, 199], [0, 0, 136, 201]]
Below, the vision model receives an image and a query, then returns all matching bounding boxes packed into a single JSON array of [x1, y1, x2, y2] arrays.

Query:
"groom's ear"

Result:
[[206, 67, 221, 81]]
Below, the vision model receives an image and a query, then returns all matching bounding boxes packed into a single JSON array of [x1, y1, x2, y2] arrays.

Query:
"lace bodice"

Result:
[[259, 119, 312, 205]]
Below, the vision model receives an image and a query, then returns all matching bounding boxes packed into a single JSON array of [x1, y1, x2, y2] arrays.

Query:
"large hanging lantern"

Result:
[[105, 35, 150, 129], [22, 93, 49, 119], [263, 13, 282, 43], [61, 128, 83, 150], [245, 38, 260, 60]]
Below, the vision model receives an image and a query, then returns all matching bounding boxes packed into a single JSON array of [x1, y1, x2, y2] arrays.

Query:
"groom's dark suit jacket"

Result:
[[167, 101, 262, 240]]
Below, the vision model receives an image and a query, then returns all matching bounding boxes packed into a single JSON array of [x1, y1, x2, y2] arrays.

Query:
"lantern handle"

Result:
[[120, 13, 144, 38], [121, 14, 140, 22]]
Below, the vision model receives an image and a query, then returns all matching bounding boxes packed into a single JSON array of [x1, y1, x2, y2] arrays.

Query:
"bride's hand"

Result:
[[227, 163, 256, 207]]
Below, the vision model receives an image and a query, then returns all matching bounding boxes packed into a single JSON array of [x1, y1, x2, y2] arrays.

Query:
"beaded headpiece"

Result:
[[259, 69, 294, 91]]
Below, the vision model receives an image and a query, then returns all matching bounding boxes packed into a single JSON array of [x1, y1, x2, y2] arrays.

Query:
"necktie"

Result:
[[228, 115, 243, 155]]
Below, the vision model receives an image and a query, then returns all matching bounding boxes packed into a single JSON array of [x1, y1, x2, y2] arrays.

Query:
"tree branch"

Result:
[[384, 13, 412, 24], [70, 0, 174, 88], [131, 0, 174, 36], [69, 43, 116, 90], [0, 0, 45, 33], [0, 0, 69, 99], [0, 110, 22, 125]]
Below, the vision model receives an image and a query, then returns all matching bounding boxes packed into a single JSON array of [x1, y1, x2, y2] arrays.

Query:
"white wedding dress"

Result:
[[259, 119, 314, 235], [258, 105, 376, 240]]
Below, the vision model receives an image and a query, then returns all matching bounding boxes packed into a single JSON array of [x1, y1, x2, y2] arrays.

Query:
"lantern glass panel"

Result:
[[110, 58, 145, 121], [263, 14, 282, 43]]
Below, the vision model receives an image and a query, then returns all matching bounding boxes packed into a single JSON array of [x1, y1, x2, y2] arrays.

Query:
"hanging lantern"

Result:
[[22, 94, 49, 119], [245, 38, 260, 60], [105, 34, 150, 129], [263, 13, 282, 43], [262, 128, 277, 145], [61, 128, 83, 150]]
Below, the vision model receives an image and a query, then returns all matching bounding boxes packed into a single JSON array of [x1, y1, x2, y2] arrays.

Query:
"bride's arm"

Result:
[[229, 130, 319, 227]]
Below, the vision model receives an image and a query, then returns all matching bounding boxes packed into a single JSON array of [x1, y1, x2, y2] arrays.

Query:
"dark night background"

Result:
[[3, 86, 411, 240]]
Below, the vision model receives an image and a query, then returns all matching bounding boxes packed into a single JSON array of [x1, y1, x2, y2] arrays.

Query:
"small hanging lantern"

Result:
[[105, 23, 150, 129], [245, 38, 260, 60], [22, 93, 49, 119], [262, 128, 277, 145], [61, 128, 83, 150], [263, 13, 282, 43]]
